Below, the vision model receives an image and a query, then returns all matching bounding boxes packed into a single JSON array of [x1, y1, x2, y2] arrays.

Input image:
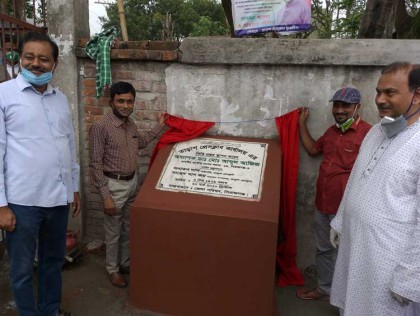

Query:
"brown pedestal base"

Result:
[[130, 136, 281, 316]]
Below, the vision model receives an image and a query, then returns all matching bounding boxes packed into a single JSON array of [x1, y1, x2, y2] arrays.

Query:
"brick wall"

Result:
[[77, 41, 179, 241]]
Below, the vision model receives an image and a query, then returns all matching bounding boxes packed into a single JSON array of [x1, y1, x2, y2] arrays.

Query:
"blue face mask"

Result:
[[21, 66, 54, 86]]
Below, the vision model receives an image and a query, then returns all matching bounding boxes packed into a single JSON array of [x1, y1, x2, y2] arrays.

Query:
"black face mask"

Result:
[[110, 104, 133, 119]]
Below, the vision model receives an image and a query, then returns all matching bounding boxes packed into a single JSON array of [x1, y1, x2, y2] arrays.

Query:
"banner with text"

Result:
[[232, 0, 311, 36], [157, 138, 268, 201]]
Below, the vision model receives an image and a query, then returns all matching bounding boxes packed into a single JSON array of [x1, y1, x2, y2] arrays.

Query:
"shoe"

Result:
[[119, 266, 130, 275], [296, 288, 330, 301], [109, 272, 127, 288], [58, 309, 74, 316]]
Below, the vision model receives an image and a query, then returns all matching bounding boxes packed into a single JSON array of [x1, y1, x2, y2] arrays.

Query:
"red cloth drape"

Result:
[[275, 109, 305, 287], [149, 114, 215, 168]]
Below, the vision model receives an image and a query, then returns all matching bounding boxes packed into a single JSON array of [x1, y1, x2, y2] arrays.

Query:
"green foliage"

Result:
[[100, 0, 229, 41], [0, 0, 46, 24], [311, 0, 366, 39], [310, 0, 420, 39], [406, 0, 420, 37], [190, 16, 227, 36]]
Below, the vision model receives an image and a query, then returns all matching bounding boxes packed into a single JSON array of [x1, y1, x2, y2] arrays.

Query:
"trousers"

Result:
[[6, 204, 69, 316], [314, 209, 337, 295], [104, 175, 138, 273]]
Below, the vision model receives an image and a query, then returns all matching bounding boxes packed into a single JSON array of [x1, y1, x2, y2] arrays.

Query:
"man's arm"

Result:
[[389, 176, 420, 303], [0, 95, 15, 231], [89, 123, 117, 216], [89, 123, 111, 199], [67, 105, 81, 217], [298, 107, 321, 156], [138, 112, 166, 149]]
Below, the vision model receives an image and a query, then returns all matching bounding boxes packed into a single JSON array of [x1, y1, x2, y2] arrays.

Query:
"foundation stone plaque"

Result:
[[130, 136, 281, 316], [157, 138, 268, 200]]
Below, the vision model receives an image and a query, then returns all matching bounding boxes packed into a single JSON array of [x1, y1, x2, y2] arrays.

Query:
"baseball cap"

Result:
[[329, 87, 361, 104]]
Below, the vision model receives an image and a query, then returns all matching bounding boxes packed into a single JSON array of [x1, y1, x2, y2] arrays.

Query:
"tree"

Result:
[[221, 0, 420, 39], [0, 0, 45, 25], [100, 0, 229, 41], [307, 0, 420, 39]]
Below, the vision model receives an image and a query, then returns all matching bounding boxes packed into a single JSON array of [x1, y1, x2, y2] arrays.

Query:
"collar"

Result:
[[16, 73, 56, 95], [349, 116, 361, 131], [334, 116, 361, 132], [109, 112, 132, 127]]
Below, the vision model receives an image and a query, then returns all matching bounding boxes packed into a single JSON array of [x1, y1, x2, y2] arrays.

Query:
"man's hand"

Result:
[[391, 290, 411, 306], [158, 112, 166, 126], [103, 197, 117, 216], [72, 192, 81, 218], [298, 107, 310, 126], [330, 228, 340, 249], [0, 206, 16, 232]]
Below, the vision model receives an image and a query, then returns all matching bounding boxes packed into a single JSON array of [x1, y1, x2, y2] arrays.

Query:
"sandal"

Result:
[[296, 288, 330, 301]]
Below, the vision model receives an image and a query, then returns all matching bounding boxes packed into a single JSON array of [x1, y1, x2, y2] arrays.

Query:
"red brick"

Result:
[[145, 50, 162, 60], [162, 51, 179, 61], [83, 78, 96, 88], [84, 96, 98, 106], [147, 41, 179, 50], [133, 50, 147, 59], [84, 61, 96, 69], [83, 87, 97, 97], [83, 67, 97, 78], [136, 100, 146, 110], [131, 80, 152, 92], [98, 97, 110, 107], [111, 49, 129, 59], [116, 71, 135, 80], [85, 106, 104, 115], [152, 82, 166, 93]]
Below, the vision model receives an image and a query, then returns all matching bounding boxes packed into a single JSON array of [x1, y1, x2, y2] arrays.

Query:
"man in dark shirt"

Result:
[[89, 81, 165, 288], [296, 87, 371, 301]]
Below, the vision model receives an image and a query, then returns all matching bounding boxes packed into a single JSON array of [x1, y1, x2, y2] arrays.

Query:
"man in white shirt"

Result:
[[330, 62, 420, 316], [0, 31, 80, 316]]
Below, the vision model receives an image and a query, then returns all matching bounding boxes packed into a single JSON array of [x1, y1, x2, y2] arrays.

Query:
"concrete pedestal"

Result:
[[130, 136, 281, 316]]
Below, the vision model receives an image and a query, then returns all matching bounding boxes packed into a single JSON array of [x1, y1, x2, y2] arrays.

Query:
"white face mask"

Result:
[[6, 64, 19, 78]]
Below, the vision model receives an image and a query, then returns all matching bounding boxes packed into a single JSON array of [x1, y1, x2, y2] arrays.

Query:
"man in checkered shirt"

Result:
[[89, 81, 165, 288]]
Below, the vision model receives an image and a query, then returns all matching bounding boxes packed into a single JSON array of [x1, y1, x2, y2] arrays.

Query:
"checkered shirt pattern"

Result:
[[85, 26, 119, 97], [89, 113, 163, 199]]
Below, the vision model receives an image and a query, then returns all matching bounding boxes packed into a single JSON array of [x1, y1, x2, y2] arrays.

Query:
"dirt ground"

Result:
[[0, 247, 339, 316]]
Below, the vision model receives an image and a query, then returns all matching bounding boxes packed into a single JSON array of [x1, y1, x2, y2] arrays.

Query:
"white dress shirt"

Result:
[[0, 74, 79, 207]]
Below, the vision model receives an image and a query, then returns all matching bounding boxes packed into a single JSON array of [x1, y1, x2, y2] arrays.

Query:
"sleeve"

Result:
[[314, 132, 324, 153], [89, 123, 111, 199], [0, 94, 7, 206], [138, 123, 163, 150], [390, 174, 420, 302]]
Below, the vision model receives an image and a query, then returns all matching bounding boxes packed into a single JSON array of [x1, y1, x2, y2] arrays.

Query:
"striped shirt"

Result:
[[89, 112, 162, 199]]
